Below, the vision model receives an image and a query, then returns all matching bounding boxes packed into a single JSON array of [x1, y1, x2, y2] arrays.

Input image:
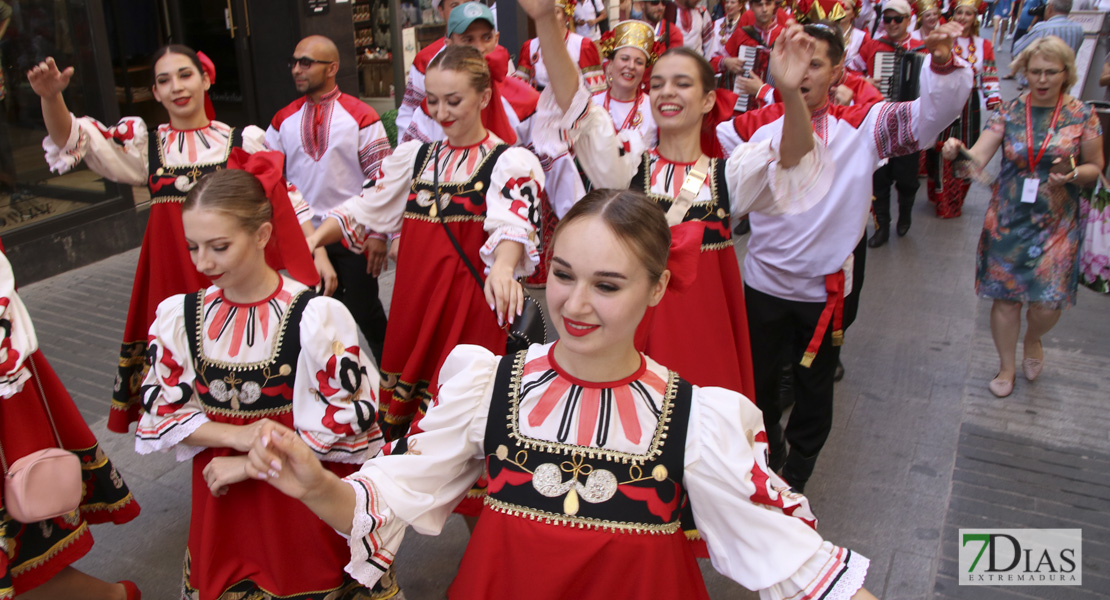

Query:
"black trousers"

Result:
[[871, 152, 921, 228], [325, 242, 388, 364], [746, 236, 866, 488]]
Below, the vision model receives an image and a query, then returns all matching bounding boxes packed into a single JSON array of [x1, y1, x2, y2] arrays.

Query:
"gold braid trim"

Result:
[[506, 350, 681, 466], [193, 290, 308, 371], [485, 497, 681, 535], [9, 522, 89, 577]]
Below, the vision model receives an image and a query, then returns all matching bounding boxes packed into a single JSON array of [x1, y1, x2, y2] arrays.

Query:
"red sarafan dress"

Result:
[[135, 277, 386, 599], [42, 119, 313, 433], [532, 82, 831, 400], [339, 344, 870, 599], [327, 134, 543, 444], [0, 246, 139, 598]]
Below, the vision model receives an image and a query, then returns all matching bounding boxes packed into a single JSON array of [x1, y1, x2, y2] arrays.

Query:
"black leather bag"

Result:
[[430, 143, 548, 354]]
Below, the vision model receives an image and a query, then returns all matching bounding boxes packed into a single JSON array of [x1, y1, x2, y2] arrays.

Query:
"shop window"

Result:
[[0, 0, 123, 236]]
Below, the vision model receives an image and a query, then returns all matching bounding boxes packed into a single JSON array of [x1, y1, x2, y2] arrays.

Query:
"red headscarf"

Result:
[[196, 51, 217, 122], [226, 148, 319, 287]]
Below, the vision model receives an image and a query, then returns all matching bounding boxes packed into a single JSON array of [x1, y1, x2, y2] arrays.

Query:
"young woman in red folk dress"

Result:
[[0, 244, 140, 600], [242, 188, 880, 600], [309, 45, 542, 446], [28, 46, 319, 434], [133, 169, 387, 599], [530, 0, 831, 400]]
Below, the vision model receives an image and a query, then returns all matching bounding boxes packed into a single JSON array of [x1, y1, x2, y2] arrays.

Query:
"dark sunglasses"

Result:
[[289, 56, 333, 69], [882, 15, 907, 23]]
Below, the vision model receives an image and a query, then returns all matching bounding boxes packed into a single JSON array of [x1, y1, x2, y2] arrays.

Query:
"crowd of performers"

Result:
[[2, 0, 1100, 597]]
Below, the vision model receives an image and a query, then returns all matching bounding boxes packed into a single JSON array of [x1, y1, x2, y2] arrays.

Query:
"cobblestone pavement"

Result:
[[16, 31, 1109, 599]]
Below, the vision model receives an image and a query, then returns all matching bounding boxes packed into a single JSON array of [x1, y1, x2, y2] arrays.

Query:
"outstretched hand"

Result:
[[769, 21, 816, 94], [924, 22, 962, 64], [245, 420, 328, 501], [27, 57, 73, 99]]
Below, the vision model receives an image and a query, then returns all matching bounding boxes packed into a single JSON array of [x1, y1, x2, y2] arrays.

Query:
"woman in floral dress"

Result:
[[943, 37, 1103, 397]]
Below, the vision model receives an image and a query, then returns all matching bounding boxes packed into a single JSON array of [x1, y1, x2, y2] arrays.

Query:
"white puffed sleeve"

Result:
[[42, 114, 148, 186], [327, 140, 422, 251], [135, 295, 208, 461], [342, 344, 496, 587], [533, 82, 645, 190], [240, 124, 269, 154], [292, 297, 384, 464], [480, 147, 544, 277], [685, 386, 869, 599], [248, 125, 313, 225], [724, 135, 832, 223], [0, 253, 38, 398]]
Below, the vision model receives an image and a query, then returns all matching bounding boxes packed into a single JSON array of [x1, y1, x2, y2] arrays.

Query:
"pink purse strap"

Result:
[[0, 360, 64, 474]]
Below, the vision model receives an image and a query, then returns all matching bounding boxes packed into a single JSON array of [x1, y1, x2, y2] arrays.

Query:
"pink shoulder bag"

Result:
[[0, 361, 83, 523]]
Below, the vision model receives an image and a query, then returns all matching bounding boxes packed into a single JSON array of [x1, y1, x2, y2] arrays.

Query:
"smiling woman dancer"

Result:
[[135, 169, 387, 599], [308, 45, 543, 444], [243, 189, 879, 600], [28, 46, 317, 434], [529, 0, 831, 400]]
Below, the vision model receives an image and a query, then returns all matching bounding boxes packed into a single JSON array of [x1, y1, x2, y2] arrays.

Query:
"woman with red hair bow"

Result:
[[28, 45, 318, 434], [135, 166, 387, 599], [531, 0, 831, 401]]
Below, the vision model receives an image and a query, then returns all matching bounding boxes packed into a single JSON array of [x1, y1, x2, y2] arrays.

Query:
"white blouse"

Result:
[[135, 276, 382, 463], [327, 134, 545, 279], [0, 252, 37, 398], [42, 116, 311, 220], [340, 344, 869, 599], [535, 82, 832, 221]]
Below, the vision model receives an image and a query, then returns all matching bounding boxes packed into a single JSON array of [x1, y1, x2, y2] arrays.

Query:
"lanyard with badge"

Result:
[[1021, 93, 1064, 204]]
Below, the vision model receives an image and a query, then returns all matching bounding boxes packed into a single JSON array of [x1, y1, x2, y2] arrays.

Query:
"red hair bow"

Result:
[[226, 148, 320, 288], [196, 51, 217, 121]]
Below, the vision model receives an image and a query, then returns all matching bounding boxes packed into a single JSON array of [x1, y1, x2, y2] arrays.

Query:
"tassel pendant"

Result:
[[564, 487, 580, 516]]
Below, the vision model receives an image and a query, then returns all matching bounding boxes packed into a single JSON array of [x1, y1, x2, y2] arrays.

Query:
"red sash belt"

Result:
[[800, 271, 845, 368]]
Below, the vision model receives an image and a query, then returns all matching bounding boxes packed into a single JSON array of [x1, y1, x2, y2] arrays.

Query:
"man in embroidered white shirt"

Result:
[[266, 35, 391, 363]]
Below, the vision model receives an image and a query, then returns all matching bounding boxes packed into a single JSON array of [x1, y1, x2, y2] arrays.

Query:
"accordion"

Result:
[[872, 49, 926, 102], [719, 45, 771, 113]]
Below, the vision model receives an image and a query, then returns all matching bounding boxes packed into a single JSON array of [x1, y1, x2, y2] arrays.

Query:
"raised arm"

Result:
[[28, 58, 75, 149], [768, 22, 815, 168], [519, 0, 580, 112]]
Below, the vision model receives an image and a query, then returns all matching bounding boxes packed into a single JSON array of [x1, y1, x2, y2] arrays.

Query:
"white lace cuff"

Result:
[[480, 226, 539, 278], [299, 430, 376, 464], [133, 410, 209, 461], [759, 542, 869, 600], [343, 474, 405, 588], [0, 367, 30, 398], [42, 115, 85, 174]]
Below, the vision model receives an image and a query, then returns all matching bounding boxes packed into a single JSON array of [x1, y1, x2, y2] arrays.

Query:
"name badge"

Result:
[[1021, 178, 1040, 204]]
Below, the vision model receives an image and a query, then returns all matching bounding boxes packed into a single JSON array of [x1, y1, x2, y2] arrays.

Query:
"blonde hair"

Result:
[[427, 44, 491, 93], [1010, 36, 1078, 91], [183, 169, 272, 233]]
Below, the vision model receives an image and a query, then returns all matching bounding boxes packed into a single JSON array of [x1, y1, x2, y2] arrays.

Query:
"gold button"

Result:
[[155, 168, 164, 176], [332, 341, 345, 356], [496, 445, 509, 461], [474, 181, 484, 191], [717, 208, 727, 220], [652, 464, 668, 481], [278, 364, 292, 376]]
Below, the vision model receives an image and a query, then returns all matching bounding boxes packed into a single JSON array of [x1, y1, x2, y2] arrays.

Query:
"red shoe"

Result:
[[118, 581, 142, 600]]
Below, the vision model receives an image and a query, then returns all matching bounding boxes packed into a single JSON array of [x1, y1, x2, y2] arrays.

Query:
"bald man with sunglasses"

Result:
[[266, 35, 392, 362]]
